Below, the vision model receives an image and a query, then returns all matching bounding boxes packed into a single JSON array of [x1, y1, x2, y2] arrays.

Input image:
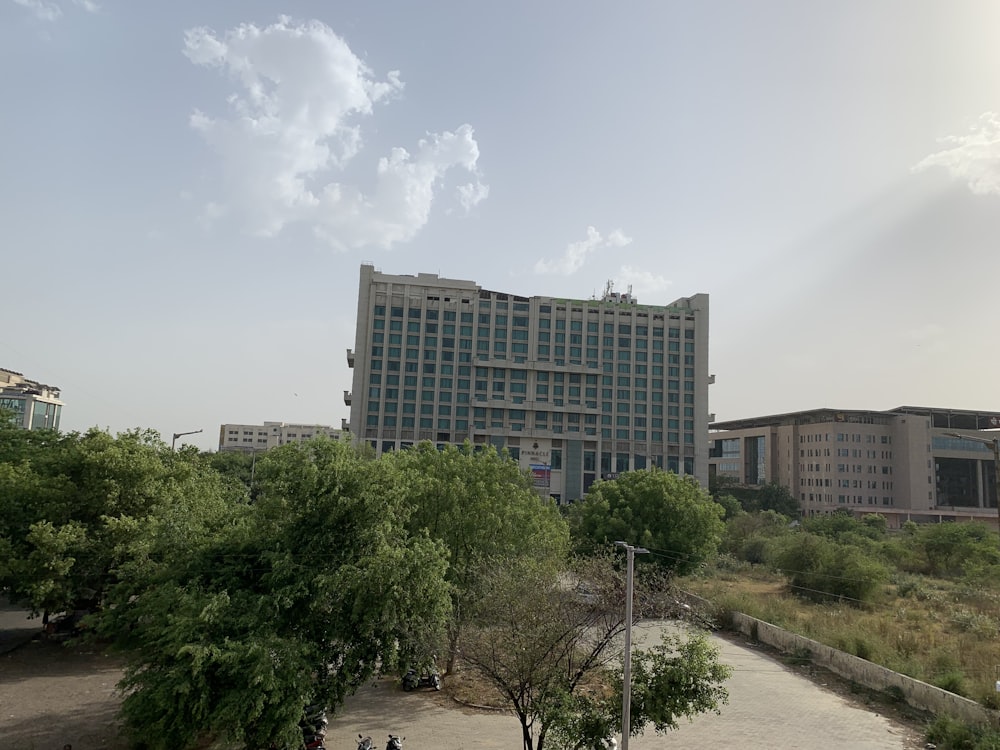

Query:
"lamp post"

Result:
[[172, 428, 203, 451], [614, 541, 649, 750], [944, 431, 1000, 543]]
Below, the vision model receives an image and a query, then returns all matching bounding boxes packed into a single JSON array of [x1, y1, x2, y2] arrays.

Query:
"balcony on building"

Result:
[[344, 390, 352, 406], [341, 418, 350, 431], [346, 348, 355, 368]]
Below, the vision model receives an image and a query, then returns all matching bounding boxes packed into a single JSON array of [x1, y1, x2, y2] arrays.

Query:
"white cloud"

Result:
[[913, 112, 1000, 196], [534, 226, 633, 275], [11, 0, 62, 21], [183, 17, 487, 249], [616, 265, 671, 301], [456, 180, 489, 211], [11, 0, 96, 19]]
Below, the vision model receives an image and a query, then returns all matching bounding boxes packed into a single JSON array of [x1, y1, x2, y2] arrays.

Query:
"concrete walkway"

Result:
[[327, 620, 923, 749], [0, 598, 39, 655]]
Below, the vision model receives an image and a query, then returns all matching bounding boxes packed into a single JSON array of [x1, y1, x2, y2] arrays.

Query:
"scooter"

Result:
[[402, 668, 441, 691], [301, 705, 328, 735], [357, 734, 374, 750], [386, 734, 404, 750]]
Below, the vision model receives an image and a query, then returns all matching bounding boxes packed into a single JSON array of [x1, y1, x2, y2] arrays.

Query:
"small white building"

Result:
[[0, 368, 64, 431], [218, 421, 343, 452]]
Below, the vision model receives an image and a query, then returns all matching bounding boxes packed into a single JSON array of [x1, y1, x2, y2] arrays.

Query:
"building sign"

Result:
[[520, 441, 552, 489], [530, 463, 551, 489], [601, 472, 619, 481], [520, 441, 551, 463]]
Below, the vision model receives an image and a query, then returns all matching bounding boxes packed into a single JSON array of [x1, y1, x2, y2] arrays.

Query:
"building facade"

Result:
[[709, 406, 1000, 528], [0, 368, 63, 431], [347, 264, 712, 503], [218, 422, 343, 452]]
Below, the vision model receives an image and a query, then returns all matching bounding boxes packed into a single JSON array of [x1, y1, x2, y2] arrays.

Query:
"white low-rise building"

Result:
[[218, 422, 343, 452], [0, 368, 63, 431]]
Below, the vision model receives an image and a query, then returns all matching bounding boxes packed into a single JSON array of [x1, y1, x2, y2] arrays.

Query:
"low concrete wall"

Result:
[[729, 611, 999, 729]]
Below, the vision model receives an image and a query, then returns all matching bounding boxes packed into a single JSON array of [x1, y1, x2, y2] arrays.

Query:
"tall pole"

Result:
[[615, 541, 648, 750], [172, 428, 203, 451], [992, 438, 1000, 542]]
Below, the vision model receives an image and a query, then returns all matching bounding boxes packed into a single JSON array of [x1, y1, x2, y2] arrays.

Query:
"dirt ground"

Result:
[[0, 637, 128, 750], [0, 632, 931, 750]]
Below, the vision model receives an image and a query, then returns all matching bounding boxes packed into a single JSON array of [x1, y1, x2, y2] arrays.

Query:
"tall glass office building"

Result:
[[346, 264, 711, 503]]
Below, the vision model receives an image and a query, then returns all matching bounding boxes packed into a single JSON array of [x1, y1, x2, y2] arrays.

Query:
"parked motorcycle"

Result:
[[402, 668, 441, 691], [357, 734, 374, 750], [298, 704, 327, 750], [386, 735, 404, 750]]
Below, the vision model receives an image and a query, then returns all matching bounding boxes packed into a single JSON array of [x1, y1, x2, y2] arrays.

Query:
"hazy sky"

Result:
[[4, 1, 1000, 451]]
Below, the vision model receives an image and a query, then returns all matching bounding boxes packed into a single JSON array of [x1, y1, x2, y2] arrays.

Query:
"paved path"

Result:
[[328, 620, 922, 750], [0, 598, 39, 655]]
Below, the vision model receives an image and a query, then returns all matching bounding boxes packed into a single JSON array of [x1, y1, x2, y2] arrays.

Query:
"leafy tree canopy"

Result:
[[569, 469, 724, 576], [461, 553, 730, 750], [96, 437, 452, 750], [768, 531, 889, 603], [803, 509, 885, 542], [387, 441, 569, 670], [0, 426, 243, 616]]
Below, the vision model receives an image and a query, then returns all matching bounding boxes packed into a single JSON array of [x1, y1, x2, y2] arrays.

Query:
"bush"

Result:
[[769, 532, 889, 604], [925, 714, 1000, 750], [852, 637, 874, 661], [933, 671, 968, 696]]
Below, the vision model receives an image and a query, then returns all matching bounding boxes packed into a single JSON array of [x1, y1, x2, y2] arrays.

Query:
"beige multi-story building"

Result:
[[0, 368, 63, 431], [218, 422, 342, 452], [346, 264, 712, 503], [709, 406, 1000, 528]]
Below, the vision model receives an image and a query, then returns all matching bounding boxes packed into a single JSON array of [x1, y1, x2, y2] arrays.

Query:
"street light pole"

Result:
[[615, 541, 649, 750], [944, 432, 1000, 543], [172, 428, 203, 451]]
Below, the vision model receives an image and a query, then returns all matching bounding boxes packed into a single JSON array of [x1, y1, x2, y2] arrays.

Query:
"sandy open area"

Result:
[[0, 613, 926, 750]]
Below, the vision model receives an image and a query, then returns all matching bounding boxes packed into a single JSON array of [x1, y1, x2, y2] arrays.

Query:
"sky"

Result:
[[3, 0, 1000, 451]]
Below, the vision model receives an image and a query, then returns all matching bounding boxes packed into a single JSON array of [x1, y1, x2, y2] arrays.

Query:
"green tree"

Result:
[[0, 427, 243, 617], [803, 509, 883, 542], [626, 630, 732, 736], [726, 481, 800, 517], [713, 493, 744, 520], [769, 531, 889, 603], [460, 554, 730, 750], [916, 521, 1000, 578], [388, 441, 569, 671], [201, 448, 258, 495], [569, 469, 724, 575], [721, 509, 791, 564], [96, 438, 452, 750]]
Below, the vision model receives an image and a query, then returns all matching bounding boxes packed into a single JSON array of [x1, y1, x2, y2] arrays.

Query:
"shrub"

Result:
[[950, 608, 998, 638], [933, 671, 968, 697], [925, 714, 1000, 750], [894, 575, 928, 599], [769, 532, 889, 604], [852, 637, 873, 661]]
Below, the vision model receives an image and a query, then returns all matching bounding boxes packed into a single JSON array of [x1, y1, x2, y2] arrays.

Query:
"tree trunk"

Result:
[[445, 621, 460, 675]]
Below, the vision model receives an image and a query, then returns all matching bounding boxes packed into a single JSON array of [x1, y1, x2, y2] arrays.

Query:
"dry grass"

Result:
[[682, 565, 1000, 707], [443, 663, 615, 712], [442, 665, 509, 709]]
